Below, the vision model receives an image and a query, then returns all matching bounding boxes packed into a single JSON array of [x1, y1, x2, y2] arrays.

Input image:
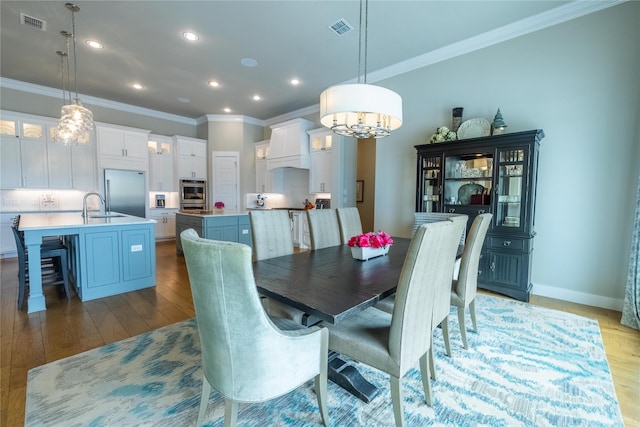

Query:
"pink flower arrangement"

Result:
[[214, 201, 225, 209], [347, 231, 393, 249]]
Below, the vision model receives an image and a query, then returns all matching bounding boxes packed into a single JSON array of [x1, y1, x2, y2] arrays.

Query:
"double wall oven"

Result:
[[180, 179, 206, 210]]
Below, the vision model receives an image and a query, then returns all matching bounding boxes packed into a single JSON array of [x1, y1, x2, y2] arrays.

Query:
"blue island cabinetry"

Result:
[[19, 213, 156, 312], [80, 226, 154, 300], [175, 212, 251, 254]]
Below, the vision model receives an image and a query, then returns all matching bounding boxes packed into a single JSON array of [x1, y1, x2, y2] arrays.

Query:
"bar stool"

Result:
[[11, 223, 71, 310]]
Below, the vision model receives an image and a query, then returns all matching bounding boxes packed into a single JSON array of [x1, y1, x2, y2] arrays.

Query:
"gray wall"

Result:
[[371, 2, 639, 308]]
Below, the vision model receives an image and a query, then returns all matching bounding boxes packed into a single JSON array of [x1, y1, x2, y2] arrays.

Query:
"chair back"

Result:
[[249, 210, 294, 261], [336, 207, 363, 244], [180, 229, 321, 402], [306, 209, 341, 250], [455, 213, 492, 304], [389, 219, 465, 366], [11, 223, 27, 271], [413, 212, 467, 246], [430, 215, 468, 329]]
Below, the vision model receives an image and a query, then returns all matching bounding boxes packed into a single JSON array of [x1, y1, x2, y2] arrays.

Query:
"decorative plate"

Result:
[[458, 183, 484, 205], [457, 118, 491, 139]]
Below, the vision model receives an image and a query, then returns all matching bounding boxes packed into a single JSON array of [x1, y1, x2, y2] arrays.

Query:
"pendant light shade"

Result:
[[320, 0, 402, 139], [320, 83, 403, 139], [54, 3, 94, 145]]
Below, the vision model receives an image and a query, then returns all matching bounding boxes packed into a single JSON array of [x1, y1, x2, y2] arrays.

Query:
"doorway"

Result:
[[211, 151, 239, 211]]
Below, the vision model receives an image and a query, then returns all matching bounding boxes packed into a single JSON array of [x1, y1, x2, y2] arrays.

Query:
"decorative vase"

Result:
[[350, 246, 390, 261], [215, 208, 224, 214]]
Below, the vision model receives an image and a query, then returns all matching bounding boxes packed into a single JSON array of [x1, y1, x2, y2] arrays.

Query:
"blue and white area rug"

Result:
[[25, 295, 623, 426]]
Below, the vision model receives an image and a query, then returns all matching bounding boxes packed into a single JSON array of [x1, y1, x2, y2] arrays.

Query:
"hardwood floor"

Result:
[[1, 240, 638, 426]]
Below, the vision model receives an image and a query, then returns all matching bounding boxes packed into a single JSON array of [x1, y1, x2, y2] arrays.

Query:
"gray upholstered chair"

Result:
[[249, 210, 294, 261], [249, 210, 305, 322], [451, 213, 492, 349], [375, 214, 468, 380], [336, 207, 363, 244], [180, 229, 329, 427], [320, 220, 465, 426], [306, 209, 341, 250]]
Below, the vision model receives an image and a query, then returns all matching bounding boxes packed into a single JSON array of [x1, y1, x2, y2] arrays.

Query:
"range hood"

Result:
[[267, 118, 315, 170]]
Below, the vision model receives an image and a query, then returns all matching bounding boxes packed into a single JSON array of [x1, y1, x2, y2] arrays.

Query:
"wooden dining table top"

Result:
[[252, 238, 412, 325]]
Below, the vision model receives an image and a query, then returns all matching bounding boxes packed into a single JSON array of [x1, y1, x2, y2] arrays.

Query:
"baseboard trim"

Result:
[[531, 283, 624, 312]]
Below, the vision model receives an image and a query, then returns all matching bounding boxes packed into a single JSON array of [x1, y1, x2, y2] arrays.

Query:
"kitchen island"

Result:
[[175, 210, 252, 254], [19, 212, 156, 313]]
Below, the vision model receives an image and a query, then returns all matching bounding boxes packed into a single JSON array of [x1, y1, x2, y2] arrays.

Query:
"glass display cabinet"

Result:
[[415, 129, 544, 301]]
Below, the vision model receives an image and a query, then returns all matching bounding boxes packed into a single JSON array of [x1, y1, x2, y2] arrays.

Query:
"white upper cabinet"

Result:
[[97, 123, 150, 170], [307, 128, 357, 207], [46, 125, 97, 190], [174, 136, 207, 180], [148, 135, 175, 191], [255, 140, 283, 193], [308, 129, 334, 193], [0, 114, 49, 189]]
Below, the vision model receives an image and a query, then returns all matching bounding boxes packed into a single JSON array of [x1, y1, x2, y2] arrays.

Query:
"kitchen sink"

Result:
[[89, 213, 126, 218]]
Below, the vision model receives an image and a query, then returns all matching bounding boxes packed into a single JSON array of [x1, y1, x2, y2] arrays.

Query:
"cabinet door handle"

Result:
[[503, 240, 511, 247], [448, 208, 456, 213], [490, 261, 496, 272], [477, 209, 486, 214]]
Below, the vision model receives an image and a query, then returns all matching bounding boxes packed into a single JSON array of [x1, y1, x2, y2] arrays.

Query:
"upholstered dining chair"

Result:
[[249, 210, 305, 322], [336, 207, 363, 244], [451, 213, 492, 349], [307, 209, 341, 250], [180, 229, 329, 427], [375, 214, 468, 380], [320, 220, 465, 426], [249, 210, 294, 261]]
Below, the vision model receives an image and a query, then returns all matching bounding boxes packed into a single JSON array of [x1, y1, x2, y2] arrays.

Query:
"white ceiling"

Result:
[[0, 1, 619, 122]]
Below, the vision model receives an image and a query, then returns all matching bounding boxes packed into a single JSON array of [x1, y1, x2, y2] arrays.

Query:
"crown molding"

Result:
[[367, 0, 627, 84], [1, 77, 197, 126], [264, 104, 320, 127], [199, 114, 264, 127], [274, 0, 626, 124]]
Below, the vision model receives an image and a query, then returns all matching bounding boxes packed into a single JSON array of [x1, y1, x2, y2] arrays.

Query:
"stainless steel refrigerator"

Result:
[[104, 169, 146, 218]]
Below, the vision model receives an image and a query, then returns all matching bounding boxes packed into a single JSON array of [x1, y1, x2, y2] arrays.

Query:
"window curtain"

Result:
[[621, 174, 640, 330]]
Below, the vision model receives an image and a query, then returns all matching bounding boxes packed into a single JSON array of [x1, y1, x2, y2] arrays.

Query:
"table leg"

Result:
[[23, 233, 46, 313], [328, 351, 380, 403]]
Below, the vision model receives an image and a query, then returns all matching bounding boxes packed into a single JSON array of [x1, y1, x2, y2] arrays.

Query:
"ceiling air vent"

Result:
[[20, 13, 47, 31], [328, 18, 353, 36]]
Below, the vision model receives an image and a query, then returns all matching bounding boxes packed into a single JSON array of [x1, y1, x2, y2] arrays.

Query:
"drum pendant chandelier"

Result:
[[55, 3, 94, 145], [319, 0, 402, 139]]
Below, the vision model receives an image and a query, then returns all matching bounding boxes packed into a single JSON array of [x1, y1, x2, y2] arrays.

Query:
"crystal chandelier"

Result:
[[319, 0, 402, 139], [55, 3, 93, 145]]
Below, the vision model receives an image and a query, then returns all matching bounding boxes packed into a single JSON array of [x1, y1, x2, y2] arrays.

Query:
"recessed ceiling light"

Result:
[[241, 57, 258, 67], [252, 95, 261, 101], [208, 81, 220, 88], [85, 40, 103, 49], [132, 83, 143, 90], [290, 78, 300, 86], [177, 97, 191, 103], [183, 32, 199, 41], [223, 107, 232, 113]]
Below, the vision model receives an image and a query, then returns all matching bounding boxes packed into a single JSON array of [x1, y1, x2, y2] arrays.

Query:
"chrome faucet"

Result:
[[82, 192, 105, 217]]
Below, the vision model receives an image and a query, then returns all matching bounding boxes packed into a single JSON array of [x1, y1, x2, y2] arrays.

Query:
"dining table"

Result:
[[253, 237, 412, 403]]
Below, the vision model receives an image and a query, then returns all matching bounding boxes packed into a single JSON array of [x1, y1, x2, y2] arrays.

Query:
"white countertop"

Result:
[[18, 212, 155, 231], [176, 210, 249, 217]]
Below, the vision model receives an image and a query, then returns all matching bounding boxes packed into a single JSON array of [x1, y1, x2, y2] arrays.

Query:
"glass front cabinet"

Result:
[[415, 129, 544, 301]]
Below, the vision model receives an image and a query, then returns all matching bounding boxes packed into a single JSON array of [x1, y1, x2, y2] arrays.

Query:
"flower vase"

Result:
[[214, 208, 224, 214], [351, 246, 389, 261]]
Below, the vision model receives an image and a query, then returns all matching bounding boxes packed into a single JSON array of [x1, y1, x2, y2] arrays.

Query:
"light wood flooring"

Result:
[[1, 241, 639, 426]]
